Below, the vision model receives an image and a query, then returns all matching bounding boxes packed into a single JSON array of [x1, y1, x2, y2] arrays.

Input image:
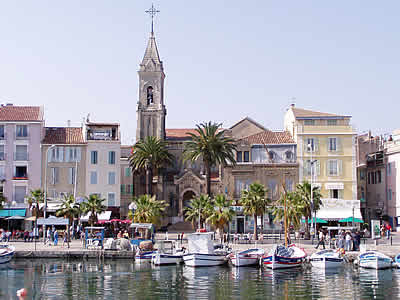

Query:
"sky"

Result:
[[0, 1, 399, 144]]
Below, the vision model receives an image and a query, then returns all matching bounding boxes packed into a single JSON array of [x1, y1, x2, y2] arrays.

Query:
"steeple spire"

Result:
[[145, 4, 160, 35], [141, 4, 162, 69]]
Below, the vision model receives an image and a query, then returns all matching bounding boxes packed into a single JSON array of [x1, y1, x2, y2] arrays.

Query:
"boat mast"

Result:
[[283, 184, 288, 248]]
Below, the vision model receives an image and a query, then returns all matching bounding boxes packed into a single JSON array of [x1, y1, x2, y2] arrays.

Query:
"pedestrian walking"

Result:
[[385, 223, 392, 240], [53, 230, 59, 246], [345, 232, 352, 251], [315, 230, 325, 250]]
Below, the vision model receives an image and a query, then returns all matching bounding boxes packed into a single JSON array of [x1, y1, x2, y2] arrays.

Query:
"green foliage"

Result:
[[26, 189, 44, 217], [56, 194, 80, 223], [184, 194, 213, 229], [272, 191, 304, 230], [183, 121, 237, 196], [81, 194, 107, 227], [206, 194, 235, 236], [130, 194, 168, 225], [0, 193, 6, 210]]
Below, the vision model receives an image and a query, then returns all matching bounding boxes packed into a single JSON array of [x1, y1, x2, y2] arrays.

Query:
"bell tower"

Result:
[[136, 5, 166, 141]]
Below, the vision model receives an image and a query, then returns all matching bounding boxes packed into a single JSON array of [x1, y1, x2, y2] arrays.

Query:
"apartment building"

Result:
[[120, 145, 134, 218], [84, 121, 121, 218], [284, 104, 361, 222], [41, 127, 87, 213], [0, 105, 44, 219]]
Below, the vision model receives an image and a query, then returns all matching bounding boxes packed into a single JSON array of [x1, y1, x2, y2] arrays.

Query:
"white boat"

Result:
[[183, 233, 227, 267], [262, 244, 306, 269], [151, 240, 185, 265], [358, 251, 393, 270], [135, 249, 155, 263], [310, 249, 344, 269], [229, 248, 264, 267], [0, 245, 15, 264]]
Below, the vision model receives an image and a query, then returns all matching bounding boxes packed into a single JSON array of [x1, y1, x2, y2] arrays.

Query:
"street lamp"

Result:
[[308, 143, 317, 241], [43, 144, 56, 243]]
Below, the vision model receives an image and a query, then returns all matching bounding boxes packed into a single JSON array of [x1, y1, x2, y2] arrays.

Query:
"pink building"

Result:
[[0, 104, 44, 219]]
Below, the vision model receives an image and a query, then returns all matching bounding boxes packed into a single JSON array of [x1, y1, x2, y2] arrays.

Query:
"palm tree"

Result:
[[296, 181, 322, 239], [81, 194, 107, 227], [206, 194, 235, 243], [240, 182, 269, 240], [26, 189, 44, 218], [130, 194, 168, 225], [184, 194, 213, 229], [129, 136, 173, 195], [183, 121, 237, 197], [272, 191, 304, 232], [0, 193, 6, 210], [56, 194, 80, 248]]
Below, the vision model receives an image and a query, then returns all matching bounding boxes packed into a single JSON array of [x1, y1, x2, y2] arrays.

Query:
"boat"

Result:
[[358, 251, 393, 270], [229, 248, 265, 267], [310, 249, 344, 269], [183, 232, 228, 267], [0, 245, 15, 264], [394, 253, 400, 268], [262, 244, 306, 269], [135, 247, 155, 263], [151, 240, 185, 265]]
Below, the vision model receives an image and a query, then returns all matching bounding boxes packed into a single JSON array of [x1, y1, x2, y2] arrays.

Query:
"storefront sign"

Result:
[[371, 219, 381, 240]]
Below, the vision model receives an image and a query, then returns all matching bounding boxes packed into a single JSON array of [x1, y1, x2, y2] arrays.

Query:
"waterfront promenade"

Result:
[[5, 232, 400, 260]]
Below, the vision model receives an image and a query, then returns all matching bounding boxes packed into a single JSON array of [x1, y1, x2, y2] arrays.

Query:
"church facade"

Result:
[[133, 29, 299, 231]]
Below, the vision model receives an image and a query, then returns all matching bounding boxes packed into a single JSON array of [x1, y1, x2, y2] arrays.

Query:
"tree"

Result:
[[272, 190, 304, 232], [184, 194, 213, 229], [183, 121, 237, 197], [296, 181, 322, 239], [129, 136, 173, 196], [206, 194, 235, 243], [130, 194, 168, 225], [81, 194, 107, 227], [26, 189, 44, 218], [240, 182, 269, 240], [56, 194, 80, 248], [0, 193, 6, 210]]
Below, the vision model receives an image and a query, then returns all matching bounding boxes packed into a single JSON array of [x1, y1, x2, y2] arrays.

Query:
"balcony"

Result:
[[14, 152, 29, 161]]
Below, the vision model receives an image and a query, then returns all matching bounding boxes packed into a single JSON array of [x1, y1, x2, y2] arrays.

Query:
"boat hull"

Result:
[[0, 246, 15, 264], [310, 257, 344, 269], [359, 256, 392, 270], [183, 253, 227, 267], [262, 254, 304, 269], [135, 251, 155, 263], [152, 253, 183, 265]]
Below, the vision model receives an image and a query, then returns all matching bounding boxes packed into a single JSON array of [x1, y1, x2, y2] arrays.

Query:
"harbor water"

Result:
[[1, 259, 400, 299]]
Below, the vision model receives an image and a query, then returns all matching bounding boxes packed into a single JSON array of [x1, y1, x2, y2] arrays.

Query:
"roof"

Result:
[[240, 130, 295, 145], [42, 127, 85, 144], [86, 122, 119, 127], [142, 32, 161, 65], [0, 105, 43, 121], [165, 128, 225, 140], [229, 117, 266, 131], [291, 107, 350, 119]]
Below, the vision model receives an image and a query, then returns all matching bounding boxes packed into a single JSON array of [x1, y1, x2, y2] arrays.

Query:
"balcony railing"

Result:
[[14, 152, 29, 161]]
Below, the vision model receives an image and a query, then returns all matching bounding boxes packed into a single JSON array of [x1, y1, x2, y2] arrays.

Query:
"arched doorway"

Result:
[[180, 190, 197, 216]]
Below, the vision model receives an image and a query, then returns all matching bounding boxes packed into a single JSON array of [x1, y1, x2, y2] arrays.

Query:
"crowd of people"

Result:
[[315, 229, 363, 251]]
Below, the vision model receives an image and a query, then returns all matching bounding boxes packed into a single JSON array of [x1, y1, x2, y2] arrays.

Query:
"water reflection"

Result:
[[1, 260, 400, 299]]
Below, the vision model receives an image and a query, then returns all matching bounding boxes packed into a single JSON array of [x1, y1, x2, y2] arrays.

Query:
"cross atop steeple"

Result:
[[145, 4, 160, 34]]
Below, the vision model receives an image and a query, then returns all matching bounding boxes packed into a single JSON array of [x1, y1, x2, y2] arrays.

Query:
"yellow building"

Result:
[[284, 104, 361, 221]]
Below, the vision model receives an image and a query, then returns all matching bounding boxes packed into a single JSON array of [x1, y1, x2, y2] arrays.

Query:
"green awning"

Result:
[[302, 217, 328, 224], [338, 217, 363, 223], [0, 209, 26, 217]]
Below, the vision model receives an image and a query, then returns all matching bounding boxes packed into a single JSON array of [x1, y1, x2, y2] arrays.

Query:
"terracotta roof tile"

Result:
[[43, 127, 85, 144], [291, 107, 349, 118], [166, 128, 225, 139], [0, 105, 43, 121], [240, 130, 295, 145]]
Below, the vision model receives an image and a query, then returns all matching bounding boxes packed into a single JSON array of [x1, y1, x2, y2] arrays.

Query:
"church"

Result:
[[132, 18, 299, 233]]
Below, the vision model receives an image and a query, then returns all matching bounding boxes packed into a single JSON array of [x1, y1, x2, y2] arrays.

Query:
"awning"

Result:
[[316, 198, 362, 221], [0, 209, 26, 217], [81, 211, 111, 222], [325, 183, 344, 190], [37, 216, 69, 225]]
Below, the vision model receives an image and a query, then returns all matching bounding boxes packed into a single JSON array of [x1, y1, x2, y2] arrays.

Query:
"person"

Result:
[[123, 230, 129, 239], [53, 230, 59, 246], [6, 230, 11, 242], [46, 228, 51, 245], [380, 224, 385, 238], [23, 230, 29, 242], [117, 231, 122, 239], [345, 232, 352, 251], [337, 232, 345, 249], [181, 232, 184, 242], [28, 231, 33, 242], [165, 231, 169, 240], [62, 232, 68, 247], [315, 230, 325, 250], [385, 223, 392, 240], [355, 231, 361, 251], [286, 232, 292, 245], [247, 232, 252, 244]]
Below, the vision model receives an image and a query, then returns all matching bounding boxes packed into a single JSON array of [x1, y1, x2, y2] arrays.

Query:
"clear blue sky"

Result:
[[1, 1, 399, 144]]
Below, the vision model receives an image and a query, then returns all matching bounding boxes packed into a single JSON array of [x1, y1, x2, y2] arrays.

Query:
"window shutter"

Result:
[[68, 167, 72, 184], [327, 138, 330, 152], [316, 160, 321, 176], [59, 147, 64, 162], [314, 138, 319, 152], [326, 161, 329, 176], [336, 137, 341, 152], [77, 148, 81, 162], [304, 139, 309, 153], [121, 184, 125, 195], [338, 160, 343, 176]]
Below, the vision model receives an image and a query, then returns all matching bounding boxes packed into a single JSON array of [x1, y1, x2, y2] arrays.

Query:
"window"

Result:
[[329, 189, 342, 199], [377, 170, 382, 183], [15, 166, 27, 178], [51, 167, 59, 184], [360, 170, 365, 180], [126, 184, 134, 195], [371, 172, 375, 184], [66, 147, 81, 162], [125, 167, 131, 177], [268, 180, 278, 200], [328, 138, 337, 152], [306, 138, 317, 152], [0, 145, 4, 161], [121, 184, 125, 194], [304, 120, 315, 126], [269, 151, 276, 161], [16, 125, 28, 138], [0, 166, 5, 179], [90, 171, 97, 184], [49, 147, 64, 162], [108, 151, 116, 164], [388, 189, 392, 201], [285, 178, 294, 192], [285, 151, 293, 161], [234, 179, 251, 197], [108, 172, 116, 185], [243, 151, 250, 162], [68, 167, 76, 185], [328, 160, 339, 176], [327, 119, 337, 126], [108, 193, 116, 206], [91, 151, 98, 164], [368, 172, 371, 184], [14, 186, 26, 203], [388, 163, 392, 176], [236, 151, 243, 162], [251, 146, 268, 163], [147, 86, 154, 105], [304, 160, 320, 176], [0, 125, 4, 139], [15, 145, 28, 161]]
